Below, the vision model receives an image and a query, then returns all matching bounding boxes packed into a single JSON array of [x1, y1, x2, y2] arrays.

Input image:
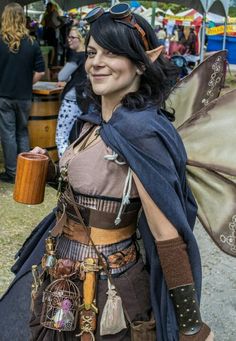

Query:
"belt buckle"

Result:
[[80, 258, 101, 274]]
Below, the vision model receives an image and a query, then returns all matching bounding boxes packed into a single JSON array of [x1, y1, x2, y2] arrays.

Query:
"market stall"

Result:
[[206, 17, 236, 63], [162, 9, 202, 57]]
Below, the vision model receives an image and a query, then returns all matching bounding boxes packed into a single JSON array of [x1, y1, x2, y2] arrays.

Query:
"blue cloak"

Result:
[[0, 104, 201, 341], [80, 104, 201, 340]]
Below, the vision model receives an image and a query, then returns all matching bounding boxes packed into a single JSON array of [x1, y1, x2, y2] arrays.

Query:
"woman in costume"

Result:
[[29, 4, 213, 340], [56, 26, 86, 157], [1, 3, 219, 341]]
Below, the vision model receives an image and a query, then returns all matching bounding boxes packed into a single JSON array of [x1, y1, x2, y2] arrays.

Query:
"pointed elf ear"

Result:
[[146, 45, 164, 63]]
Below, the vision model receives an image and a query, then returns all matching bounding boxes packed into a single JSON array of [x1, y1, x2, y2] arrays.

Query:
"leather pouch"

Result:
[[131, 319, 156, 341]]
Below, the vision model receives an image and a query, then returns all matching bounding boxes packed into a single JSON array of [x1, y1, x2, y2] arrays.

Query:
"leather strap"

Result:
[[50, 243, 137, 278], [180, 323, 211, 341]]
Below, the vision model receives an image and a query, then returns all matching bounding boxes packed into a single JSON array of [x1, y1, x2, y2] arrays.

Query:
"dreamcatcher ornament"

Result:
[[166, 50, 236, 257]]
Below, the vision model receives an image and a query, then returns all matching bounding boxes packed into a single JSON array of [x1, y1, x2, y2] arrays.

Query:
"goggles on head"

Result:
[[84, 3, 149, 51]]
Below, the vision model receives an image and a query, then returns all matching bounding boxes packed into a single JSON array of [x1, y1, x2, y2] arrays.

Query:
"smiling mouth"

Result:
[[92, 74, 110, 77], [91, 74, 110, 81]]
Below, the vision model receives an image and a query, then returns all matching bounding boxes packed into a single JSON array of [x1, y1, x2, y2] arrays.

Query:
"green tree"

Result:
[[139, 1, 187, 13], [229, 7, 236, 17]]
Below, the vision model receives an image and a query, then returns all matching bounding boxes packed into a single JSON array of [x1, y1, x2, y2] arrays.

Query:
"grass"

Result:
[[221, 66, 236, 94], [0, 155, 56, 295]]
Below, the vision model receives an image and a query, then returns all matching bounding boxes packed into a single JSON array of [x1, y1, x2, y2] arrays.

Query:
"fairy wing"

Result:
[[178, 89, 236, 256], [166, 50, 227, 129]]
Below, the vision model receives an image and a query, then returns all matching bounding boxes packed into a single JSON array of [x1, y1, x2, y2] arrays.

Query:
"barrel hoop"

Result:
[[32, 96, 59, 102], [42, 146, 57, 152], [29, 115, 58, 121]]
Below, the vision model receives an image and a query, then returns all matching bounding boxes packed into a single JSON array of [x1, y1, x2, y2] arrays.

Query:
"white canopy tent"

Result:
[[161, 0, 229, 16], [203, 0, 229, 59], [166, 9, 175, 15], [153, 0, 229, 60]]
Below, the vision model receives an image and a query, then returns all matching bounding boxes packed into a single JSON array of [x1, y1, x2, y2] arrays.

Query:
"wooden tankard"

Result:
[[13, 152, 49, 204]]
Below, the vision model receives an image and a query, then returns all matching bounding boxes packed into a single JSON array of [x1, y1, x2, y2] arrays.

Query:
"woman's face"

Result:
[[67, 30, 80, 51], [85, 36, 141, 100]]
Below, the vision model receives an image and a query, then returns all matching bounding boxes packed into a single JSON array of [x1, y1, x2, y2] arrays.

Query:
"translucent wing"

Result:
[[187, 166, 236, 256], [166, 50, 227, 129], [179, 89, 236, 176], [178, 89, 236, 256]]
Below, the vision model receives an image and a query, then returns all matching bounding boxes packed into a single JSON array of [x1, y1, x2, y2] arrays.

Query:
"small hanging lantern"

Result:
[[40, 278, 81, 331], [41, 236, 57, 270]]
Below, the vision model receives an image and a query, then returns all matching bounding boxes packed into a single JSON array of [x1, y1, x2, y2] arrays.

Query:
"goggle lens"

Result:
[[84, 7, 104, 24], [110, 3, 131, 18]]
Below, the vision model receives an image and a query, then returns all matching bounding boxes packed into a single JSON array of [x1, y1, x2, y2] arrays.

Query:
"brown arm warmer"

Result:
[[156, 236, 210, 340]]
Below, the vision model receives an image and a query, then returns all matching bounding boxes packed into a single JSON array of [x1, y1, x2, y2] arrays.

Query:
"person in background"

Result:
[[0, 2, 45, 184], [178, 26, 185, 42], [186, 27, 197, 55], [171, 25, 179, 42], [41, 2, 64, 66], [68, 8, 80, 27], [56, 26, 86, 157], [156, 26, 167, 46], [26, 16, 39, 40]]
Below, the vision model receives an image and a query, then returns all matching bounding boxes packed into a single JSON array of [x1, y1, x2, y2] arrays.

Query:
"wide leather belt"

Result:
[[58, 192, 140, 229], [63, 216, 136, 245], [48, 243, 137, 281]]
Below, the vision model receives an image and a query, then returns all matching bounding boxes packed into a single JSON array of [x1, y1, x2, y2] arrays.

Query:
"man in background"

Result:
[[0, 2, 45, 183]]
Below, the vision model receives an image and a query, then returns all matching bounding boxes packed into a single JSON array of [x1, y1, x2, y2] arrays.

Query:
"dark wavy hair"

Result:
[[78, 12, 177, 119]]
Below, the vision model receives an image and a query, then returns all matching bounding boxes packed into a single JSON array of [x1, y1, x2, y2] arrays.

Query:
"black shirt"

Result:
[[0, 36, 45, 100]]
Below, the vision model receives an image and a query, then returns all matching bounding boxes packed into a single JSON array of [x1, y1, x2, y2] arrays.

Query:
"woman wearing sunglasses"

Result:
[[0, 3, 214, 341], [56, 26, 86, 158]]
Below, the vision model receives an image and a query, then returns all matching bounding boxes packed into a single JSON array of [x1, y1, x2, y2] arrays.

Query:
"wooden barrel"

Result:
[[28, 92, 60, 162]]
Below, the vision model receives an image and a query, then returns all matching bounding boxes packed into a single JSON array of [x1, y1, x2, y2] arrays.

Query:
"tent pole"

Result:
[[200, 12, 206, 62], [222, 17, 227, 50], [151, 1, 157, 28]]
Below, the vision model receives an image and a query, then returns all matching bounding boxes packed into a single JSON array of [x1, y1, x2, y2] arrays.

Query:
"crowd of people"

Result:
[[0, 2, 89, 183], [155, 25, 198, 57], [26, 3, 89, 67], [1, 2, 235, 341]]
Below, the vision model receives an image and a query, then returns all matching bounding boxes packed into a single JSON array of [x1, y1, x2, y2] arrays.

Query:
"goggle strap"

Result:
[[133, 23, 149, 50], [85, 5, 150, 50]]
